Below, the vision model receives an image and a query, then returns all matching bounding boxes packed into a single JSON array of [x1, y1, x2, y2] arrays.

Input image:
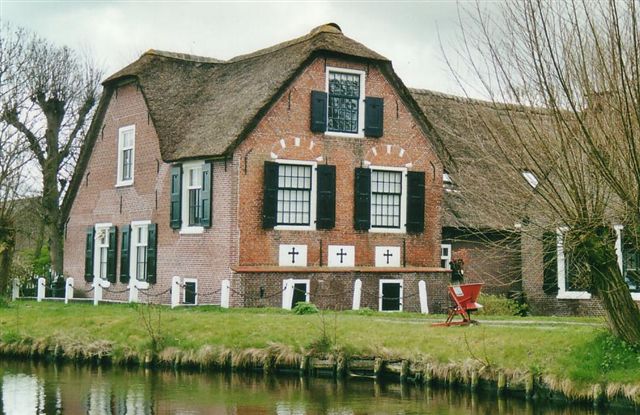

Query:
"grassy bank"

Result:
[[0, 301, 639, 403]]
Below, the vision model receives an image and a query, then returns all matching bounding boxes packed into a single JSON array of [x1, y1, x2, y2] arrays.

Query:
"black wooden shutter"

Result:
[[170, 164, 182, 229], [316, 164, 336, 230], [364, 97, 384, 138], [542, 231, 559, 294], [120, 225, 131, 284], [310, 90, 328, 133], [84, 226, 95, 282], [406, 171, 425, 234], [146, 223, 157, 284], [200, 161, 212, 228], [354, 168, 371, 230], [106, 226, 118, 283], [262, 161, 279, 229]]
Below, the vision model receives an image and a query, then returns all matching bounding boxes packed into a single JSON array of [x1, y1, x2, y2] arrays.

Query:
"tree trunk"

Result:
[[579, 231, 640, 345], [42, 160, 63, 275], [0, 217, 16, 296]]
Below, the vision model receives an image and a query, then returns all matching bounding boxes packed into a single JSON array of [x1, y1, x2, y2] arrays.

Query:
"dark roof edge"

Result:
[[61, 88, 114, 225]]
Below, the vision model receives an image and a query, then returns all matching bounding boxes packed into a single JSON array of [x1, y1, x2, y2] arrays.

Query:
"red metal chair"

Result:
[[432, 283, 484, 327]]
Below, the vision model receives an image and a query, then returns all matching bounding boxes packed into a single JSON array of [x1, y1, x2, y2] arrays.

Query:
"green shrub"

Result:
[[292, 302, 319, 315], [476, 293, 528, 316]]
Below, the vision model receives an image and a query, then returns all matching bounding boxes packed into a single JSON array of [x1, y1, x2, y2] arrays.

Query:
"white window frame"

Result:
[[521, 170, 539, 188], [614, 225, 640, 301], [441, 244, 452, 269], [556, 227, 592, 300], [116, 125, 135, 187], [325, 66, 366, 138], [93, 223, 112, 280], [183, 278, 198, 305], [130, 220, 150, 282], [180, 160, 205, 234], [379, 279, 403, 312], [368, 165, 408, 234], [273, 159, 317, 231], [282, 279, 310, 309]]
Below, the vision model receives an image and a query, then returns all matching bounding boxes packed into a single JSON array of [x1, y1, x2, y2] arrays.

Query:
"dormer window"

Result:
[[522, 170, 539, 188], [443, 171, 453, 185]]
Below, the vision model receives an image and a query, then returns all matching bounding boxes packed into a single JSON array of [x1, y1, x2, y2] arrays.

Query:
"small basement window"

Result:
[[522, 170, 539, 188], [379, 279, 403, 312], [183, 278, 197, 305]]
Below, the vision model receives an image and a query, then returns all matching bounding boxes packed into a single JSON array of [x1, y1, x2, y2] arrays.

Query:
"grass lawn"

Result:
[[0, 301, 639, 387]]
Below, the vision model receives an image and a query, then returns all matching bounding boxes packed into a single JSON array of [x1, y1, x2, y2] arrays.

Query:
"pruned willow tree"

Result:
[[452, 0, 640, 344], [0, 25, 102, 275]]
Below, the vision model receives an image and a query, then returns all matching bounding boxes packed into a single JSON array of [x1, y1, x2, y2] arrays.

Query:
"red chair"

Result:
[[432, 283, 484, 327]]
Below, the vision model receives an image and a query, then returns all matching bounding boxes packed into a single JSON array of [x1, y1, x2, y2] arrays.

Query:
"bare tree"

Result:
[[0, 25, 103, 275], [449, 0, 640, 344]]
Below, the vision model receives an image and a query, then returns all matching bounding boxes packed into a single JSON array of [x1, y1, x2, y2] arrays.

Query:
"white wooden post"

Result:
[[419, 280, 429, 314], [11, 278, 19, 301], [65, 277, 74, 304], [129, 279, 149, 303], [221, 279, 230, 308], [93, 277, 110, 306], [36, 277, 46, 302], [352, 278, 362, 310], [171, 276, 181, 308], [282, 278, 294, 310]]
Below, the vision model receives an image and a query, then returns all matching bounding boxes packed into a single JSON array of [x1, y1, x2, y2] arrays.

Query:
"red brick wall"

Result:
[[234, 57, 443, 269], [64, 83, 239, 302]]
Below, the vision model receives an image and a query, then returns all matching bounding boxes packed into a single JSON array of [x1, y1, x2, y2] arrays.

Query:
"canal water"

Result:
[[0, 360, 631, 414]]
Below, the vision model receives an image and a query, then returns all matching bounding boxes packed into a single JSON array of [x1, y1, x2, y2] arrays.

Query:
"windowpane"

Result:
[[122, 149, 132, 180], [328, 72, 360, 134], [276, 164, 312, 226], [189, 188, 202, 226], [371, 170, 402, 229]]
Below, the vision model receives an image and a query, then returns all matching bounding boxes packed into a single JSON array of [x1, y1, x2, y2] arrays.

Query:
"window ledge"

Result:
[[557, 291, 592, 300], [115, 180, 134, 188], [369, 227, 406, 234], [180, 226, 204, 235], [324, 131, 364, 139], [274, 225, 316, 231], [632, 293, 640, 301]]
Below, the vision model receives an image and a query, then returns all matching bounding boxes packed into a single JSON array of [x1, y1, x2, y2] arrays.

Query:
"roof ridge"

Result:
[[144, 49, 225, 64]]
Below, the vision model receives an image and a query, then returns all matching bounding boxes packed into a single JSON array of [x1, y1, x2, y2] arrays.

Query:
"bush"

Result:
[[292, 302, 319, 315], [476, 293, 528, 316]]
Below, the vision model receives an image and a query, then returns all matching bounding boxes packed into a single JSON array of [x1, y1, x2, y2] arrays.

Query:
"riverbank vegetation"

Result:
[[0, 301, 638, 404]]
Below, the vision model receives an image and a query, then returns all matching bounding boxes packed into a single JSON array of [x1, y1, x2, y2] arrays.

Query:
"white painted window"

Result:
[[93, 223, 112, 280], [522, 170, 539, 188], [130, 221, 150, 281], [116, 125, 135, 186], [180, 161, 205, 234], [614, 225, 640, 301], [441, 244, 452, 269], [369, 166, 408, 233], [274, 159, 317, 231], [556, 227, 592, 299], [325, 67, 366, 138], [379, 279, 403, 312]]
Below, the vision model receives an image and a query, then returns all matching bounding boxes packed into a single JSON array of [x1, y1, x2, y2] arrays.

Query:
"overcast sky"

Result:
[[2, 1, 493, 96]]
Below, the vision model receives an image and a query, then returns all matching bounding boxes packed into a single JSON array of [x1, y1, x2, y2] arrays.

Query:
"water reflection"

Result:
[[0, 360, 631, 414]]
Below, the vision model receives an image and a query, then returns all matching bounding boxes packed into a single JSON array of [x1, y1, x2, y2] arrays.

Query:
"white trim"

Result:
[[556, 227, 592, 299], [368, 165, 408, 234], [379, 279, 403, 312], [116, 125, 135, 187], [183, 278, 198, 305], [273, 159, 317, 231], [283, 279, 310, 308], [131, 220, 151, 226], [325, 66, 366, 138], [180, 160, 206, 234], [614, 225, 640, 301]]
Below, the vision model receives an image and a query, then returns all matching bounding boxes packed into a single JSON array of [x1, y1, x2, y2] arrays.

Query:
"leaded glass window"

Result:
[[371, 170, 402, 228], [277, 164, 312, 225], [328, 71, 360, 133]]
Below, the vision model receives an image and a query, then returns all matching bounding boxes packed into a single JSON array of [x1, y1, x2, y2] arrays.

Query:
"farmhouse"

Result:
[[63, 23, 453, 311]]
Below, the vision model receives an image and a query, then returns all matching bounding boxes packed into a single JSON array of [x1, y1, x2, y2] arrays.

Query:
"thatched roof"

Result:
[[410, 89, 545, 230], [104, 23, 393, 161]]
